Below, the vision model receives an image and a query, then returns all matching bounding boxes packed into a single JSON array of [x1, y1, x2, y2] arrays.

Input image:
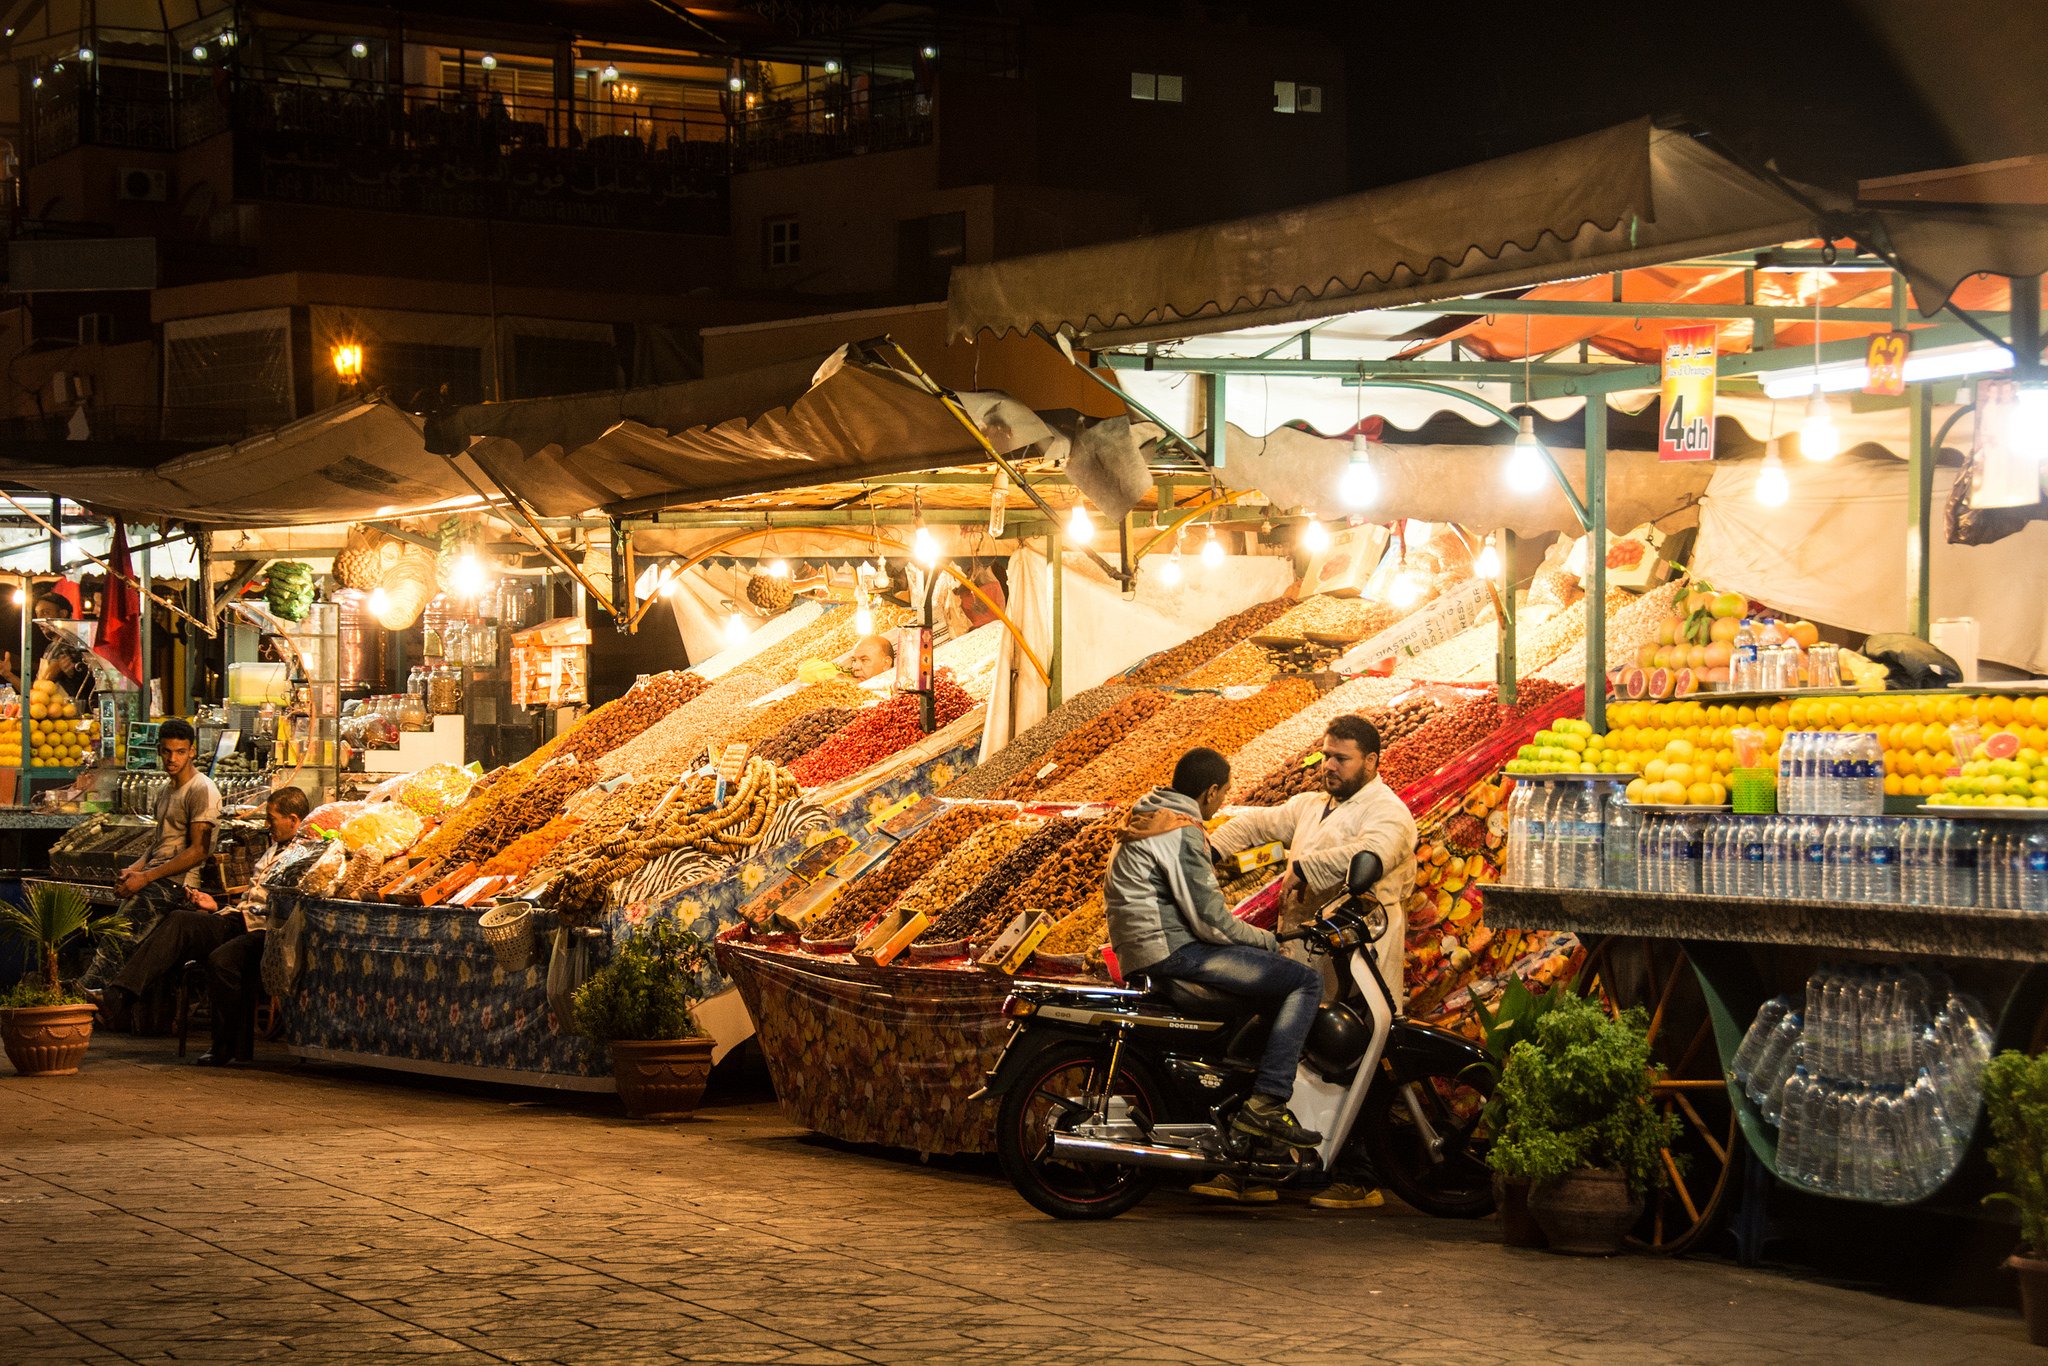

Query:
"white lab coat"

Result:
[[1212, 777, 1417, 1005]]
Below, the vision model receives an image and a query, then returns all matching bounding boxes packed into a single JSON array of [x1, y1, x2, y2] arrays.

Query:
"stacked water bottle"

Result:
[[1503, 781, 1614, 889], [1730, 965, 1994, 1201]]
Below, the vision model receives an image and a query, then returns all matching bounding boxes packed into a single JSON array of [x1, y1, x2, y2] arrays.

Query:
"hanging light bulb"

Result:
[[987, 469, 1009, 536], [1066, 502, 1096, 548], [1200, 525, 1225, 567], [1160, 551, 1183, 587], [724, 612, 750, 646], [1505, 415, 1549, 493], [854, 603, 875, 635], [366, 586, 390, 617], [9, 588, 23, 606], [765, 558, 790, 579], [911, 496, 941, 568], [1474, 534, 1501, 581], [660, 571, 682, 598], [1339, 432, 1379, 509], [1389, 568, 1423, 609], [1300, 519, 1331, 553], [1755, 439, 1792, 506], [451, 551, 489, 597], [1799, 385, 1840, 461]]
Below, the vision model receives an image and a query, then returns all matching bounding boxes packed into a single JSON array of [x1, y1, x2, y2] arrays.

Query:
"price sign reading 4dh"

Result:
[[1657, 324, 1718, 461]]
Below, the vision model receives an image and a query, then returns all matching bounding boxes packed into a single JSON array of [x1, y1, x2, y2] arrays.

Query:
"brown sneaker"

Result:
[[1231, 1094, 1323, 1148], [1189, 1171, 1278, 1204], [1309, 1182, 1386, 1210]]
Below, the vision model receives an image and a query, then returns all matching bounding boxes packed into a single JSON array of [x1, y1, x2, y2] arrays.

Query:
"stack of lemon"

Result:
[[9, 680, 101, 769], [1622, 738, 1732, 806]]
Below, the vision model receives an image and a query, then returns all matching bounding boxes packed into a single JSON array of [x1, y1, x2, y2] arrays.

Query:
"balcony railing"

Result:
[[731, 79, 933, 171]]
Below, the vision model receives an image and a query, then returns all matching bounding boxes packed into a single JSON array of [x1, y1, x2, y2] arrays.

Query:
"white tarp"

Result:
[[1693, 452, 2048, 674], [981, 546, 1297, 758]]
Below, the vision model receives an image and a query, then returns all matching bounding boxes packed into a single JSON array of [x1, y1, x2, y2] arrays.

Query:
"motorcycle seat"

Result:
[[1138, 975, 1264, 1021]]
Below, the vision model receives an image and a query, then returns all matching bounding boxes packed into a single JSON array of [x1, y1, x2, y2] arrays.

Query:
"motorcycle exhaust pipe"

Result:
[[1047, 1133, 1219, 1172]]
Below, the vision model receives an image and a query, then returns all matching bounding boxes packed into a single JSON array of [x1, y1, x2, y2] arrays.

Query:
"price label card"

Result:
[[1657, 324, 1718, 461], [1864, 330, 1910, 397]]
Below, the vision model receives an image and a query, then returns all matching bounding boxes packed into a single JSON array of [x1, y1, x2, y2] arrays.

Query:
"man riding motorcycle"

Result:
[[1102, 746, 1325, 1165]]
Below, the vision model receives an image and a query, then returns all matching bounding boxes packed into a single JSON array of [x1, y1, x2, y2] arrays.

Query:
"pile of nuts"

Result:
[[559, 672, 708, 763], [1039, 893, 1108, 956], [806, 803, 1010, 938], [790, 675, 975, 787], [1234, 690, 1445, 805], [1125, 597, 1292, 684], [887, 820, 1034, 930], [1039, 694, 1226, 802], [1180, 643, 1280, 689], [1225, 676, 1418, 796], [924, 816, 1086, 941], [528, 775, 676, 881], [753, 706, 862, 767], [999, 818, 1120, 923], [482, 757, 602, 855], [729, 680, 872, 747], [993, 689, 1173, 799], [1264, 596, 1399, 641], [944, 685, 1136, 798], [596, 670, 773, 780]]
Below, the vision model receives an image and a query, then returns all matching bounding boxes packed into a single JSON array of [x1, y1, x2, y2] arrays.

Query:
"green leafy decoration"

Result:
[[0, 883, 132, 1003], [571, 920, 712, 1044], [1484, 991, 1682, 1195], [1982, 1050, 2048, 1257]]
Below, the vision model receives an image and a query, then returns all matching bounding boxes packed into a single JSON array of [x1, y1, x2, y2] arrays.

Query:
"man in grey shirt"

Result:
[[82, 718, 222, 998]]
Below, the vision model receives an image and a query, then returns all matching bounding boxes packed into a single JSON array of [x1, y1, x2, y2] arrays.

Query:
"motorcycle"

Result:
[[977, 850, 1496, 1221]]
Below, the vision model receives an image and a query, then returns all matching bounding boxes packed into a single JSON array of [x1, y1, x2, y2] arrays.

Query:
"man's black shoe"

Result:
[[194, 1052, 229, 1067], [1232, 1095, 1323, 1148]]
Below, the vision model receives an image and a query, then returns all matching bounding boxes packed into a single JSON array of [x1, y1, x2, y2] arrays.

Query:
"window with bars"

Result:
[[164, 317, 292, 428], [1130, 72, 1184, 103], [1273, 81, 1323, 114], [765, 216, 801, 268]]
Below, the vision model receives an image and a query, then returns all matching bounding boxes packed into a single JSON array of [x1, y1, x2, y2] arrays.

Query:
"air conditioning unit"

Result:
[[116, 167, 168, 202], [1297, 85, 1323, 114], [77, 313, 109, 346]]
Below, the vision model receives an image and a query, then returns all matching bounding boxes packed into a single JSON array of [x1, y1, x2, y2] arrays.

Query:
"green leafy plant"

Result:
[[571, 920, 712, 1044], [1983, 1050, 2048, 1258], [1485, 991, 1681, 1195], [0, 883, 131, 1006], [1466, 973, 1576, 1129]]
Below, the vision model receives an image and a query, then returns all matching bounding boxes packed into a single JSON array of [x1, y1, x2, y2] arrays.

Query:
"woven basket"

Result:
[[478, 902, 536, 973]]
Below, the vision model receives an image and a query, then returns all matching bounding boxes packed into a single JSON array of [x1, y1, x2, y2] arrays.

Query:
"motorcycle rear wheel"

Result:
[[1358, 1062, 1496, 1219], [996, 1042, 1163, 1221]]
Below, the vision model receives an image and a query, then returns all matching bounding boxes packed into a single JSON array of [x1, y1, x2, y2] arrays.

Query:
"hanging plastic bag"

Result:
[[298, 839, 348, 896], [261, 904, 310, 998]]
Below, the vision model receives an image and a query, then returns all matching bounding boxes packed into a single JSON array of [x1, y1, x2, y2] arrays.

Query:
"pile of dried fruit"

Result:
[[1180, 642, 1280, 689], [528, 775, 675, 881], [558, 672, 708, 763], [480, 815, 580, 880], [993, 689, 1174, 799], [789, 674, 975, 787], [943, 684, 1136, 798], [806, 803, 1010, 938], [1233, 690, 1445, 805], [729, 680, 873, 747], [1378, 680, 1571, 793], [483, 757, 601, 854], [1001, 819, 1120, 922], [1124, 597, 1291, 684], [923, 816, 1085, 941], [740, 604, 867, 683], [887, 821, 1034, 931], [407, 767, 515, 869], [596, 670, 773, 780], [1040, 893, 1108, 955], [1038, 693, 1226, 802], [1225, 677, 1417, 794], [753, 705, 862, 766]]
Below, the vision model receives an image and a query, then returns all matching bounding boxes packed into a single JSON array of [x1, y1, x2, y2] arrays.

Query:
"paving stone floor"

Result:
[[0, 1036, 2038, 1365]]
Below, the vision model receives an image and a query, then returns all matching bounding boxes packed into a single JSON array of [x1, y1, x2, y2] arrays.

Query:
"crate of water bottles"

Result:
[[1729, 964, 1993, 1202]]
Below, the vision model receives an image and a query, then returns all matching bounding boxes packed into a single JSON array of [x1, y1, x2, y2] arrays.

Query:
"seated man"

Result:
[[1102, 746, 1324, 1167], [81, 719, 221, 1002], [199, 786, 310, 1066], [96, 785, 306, 1041]]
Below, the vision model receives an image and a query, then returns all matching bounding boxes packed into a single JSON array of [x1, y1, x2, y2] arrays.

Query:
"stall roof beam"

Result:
[[1387, 298, 1971, 326]]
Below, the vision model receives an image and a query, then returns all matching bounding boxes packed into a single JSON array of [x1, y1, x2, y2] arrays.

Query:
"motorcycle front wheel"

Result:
[[1358, 1062, 1496, 1219], [995, 1041, 1162, 1221]]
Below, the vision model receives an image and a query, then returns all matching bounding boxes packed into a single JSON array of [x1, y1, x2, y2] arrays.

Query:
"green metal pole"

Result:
[[1497, 529, 1517, 707], [1906, 384, 1934, 639], [1206, 373, 1228, 469], [1584, 401, 1608, 731], [1047, 531, 1064, 710]]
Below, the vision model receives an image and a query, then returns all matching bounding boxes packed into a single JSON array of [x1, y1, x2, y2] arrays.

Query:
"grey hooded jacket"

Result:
[[1103, 787, 1281, 976]]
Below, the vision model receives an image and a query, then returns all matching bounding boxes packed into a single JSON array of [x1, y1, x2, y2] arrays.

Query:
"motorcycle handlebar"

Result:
[[1275, 926, 1309, 943]]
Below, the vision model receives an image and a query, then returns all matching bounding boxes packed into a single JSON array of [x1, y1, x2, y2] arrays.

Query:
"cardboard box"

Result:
[[851, 908, 928, 966], [1234, 841, 1286, 875], [976, 910, 1052, 975], [420, 861, 479, 907], [448, 875, 508, 908], [773, 879, 846, 935]]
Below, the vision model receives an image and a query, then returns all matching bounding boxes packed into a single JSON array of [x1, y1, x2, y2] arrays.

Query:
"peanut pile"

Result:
[[1180, 642, 1280, 689], [753, 705, 862, 766], [944, 684, 1138, 799], [1037, 694, 1226, 801], [1264, 595, 1399, 640], [806, 803, 1010, 938], [1125, 597, 1291, 684], [886, 820, 1034, 931], [923, 816, 1086, 941], [729, 680, 872, 747], [559, 672, 708, 763], [992, 688, 1173, 799], [596, 669, 774, 780]]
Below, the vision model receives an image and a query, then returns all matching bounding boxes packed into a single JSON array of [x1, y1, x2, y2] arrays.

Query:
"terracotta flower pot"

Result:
[[609, 1037, 714, 1121], [1493, 1173, 1547, 1248], [2011, 1254, 2048, 1348], [1528, 1168, 1644, 1256], [1, 1002, 97, 1076]]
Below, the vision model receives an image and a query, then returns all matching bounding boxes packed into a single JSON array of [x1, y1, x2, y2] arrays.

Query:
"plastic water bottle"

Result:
[[1733, 997, 1790, 1086], [1732, 618, 1758, 690], [1821, 820, 1852, 902], [1603, 789, 1639, 891], [1757, 1029, 1804, 1124], [1524, 785, 1551, 888], [1506, 784, 1530, 884], [1677, 816, 1704, 893], [1947, 821, 1979, 908], [1981, 828, 2012, 909], [1778, 739, 1797, 814], [1865, 818, 1899, 902], [1700, 817, 1726, 895], [1777, 1065, 1815, 1184], [2022, 830, 2048, 913], [1813, 1082, 1846, 1193], [1578, 785, 1607, 889], [1740, 818, 1767, 897]]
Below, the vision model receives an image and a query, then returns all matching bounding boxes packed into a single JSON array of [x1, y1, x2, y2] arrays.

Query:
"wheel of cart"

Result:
[[1575, 935, 1738, 1255]]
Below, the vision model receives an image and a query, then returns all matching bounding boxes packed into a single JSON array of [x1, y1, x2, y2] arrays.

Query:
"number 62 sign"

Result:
[[1657, 324, 1718, 462]]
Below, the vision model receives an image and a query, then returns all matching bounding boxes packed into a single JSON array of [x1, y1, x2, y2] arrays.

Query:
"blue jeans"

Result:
[[1150, 941, 1322, 1100]]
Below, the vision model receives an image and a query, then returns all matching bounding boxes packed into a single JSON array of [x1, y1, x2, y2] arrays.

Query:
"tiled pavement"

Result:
[[0, 1037, 2038, 1365]]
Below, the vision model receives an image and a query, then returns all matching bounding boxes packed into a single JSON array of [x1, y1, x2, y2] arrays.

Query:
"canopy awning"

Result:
[[426, 350, 1056, 518], [947, 120, 1825, 347], [0, 401, 482, 527]]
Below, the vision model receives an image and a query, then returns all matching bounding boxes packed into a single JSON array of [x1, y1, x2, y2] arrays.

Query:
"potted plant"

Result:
[[1485, 991, 1680, 1255], [572, 920, 715, 1121], [1466, 973, 1574, 1248], [1983, 1049, 2048, 1346], [0, 884, 131, 1077]]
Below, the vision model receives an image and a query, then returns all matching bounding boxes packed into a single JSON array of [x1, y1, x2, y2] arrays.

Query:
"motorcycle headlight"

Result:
[[1000, 995, 1037, 1019]]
